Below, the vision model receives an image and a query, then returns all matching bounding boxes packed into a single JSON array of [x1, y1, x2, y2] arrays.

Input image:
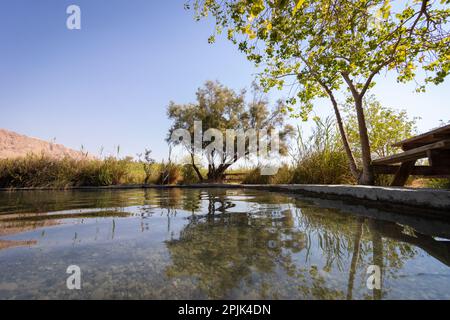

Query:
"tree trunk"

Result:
[[207, 163, 229, 182], [347, 218, 364, 300], [319, 81, 360, 181], [329, 95, 360, 180], [207, 160, 239, 182], [354, 97, 374, 185], [207, 168, 225, 182], [190, 154, 204, 182], [369, 220, 383, 300]]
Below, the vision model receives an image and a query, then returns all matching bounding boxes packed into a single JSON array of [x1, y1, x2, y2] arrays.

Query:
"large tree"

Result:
[[344, 95, 418, 159], [189, 0, 450, 185], [167, 81, 293, 182]]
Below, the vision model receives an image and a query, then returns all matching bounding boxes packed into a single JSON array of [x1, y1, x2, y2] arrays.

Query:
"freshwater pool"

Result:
[[0, 188, 449, 299]]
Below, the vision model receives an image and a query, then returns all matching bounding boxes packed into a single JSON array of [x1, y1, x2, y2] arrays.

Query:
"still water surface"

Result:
[[0, 188, 449, 299]]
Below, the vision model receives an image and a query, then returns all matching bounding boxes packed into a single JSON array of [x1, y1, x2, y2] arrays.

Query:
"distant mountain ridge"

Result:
[[0, 129, 89, 160]]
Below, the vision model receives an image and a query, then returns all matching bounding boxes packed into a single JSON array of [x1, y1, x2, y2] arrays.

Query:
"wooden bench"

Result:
[[372, 124, 450, 186]]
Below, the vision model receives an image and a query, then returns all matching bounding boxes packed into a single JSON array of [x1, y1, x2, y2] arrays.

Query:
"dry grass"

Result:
[[0, 154, 201, 188], [0, 154, 140, 188], [243, 116, 355, 185]]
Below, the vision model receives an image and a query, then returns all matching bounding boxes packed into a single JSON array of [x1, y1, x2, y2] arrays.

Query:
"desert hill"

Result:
[[0, 129, 89, 160]]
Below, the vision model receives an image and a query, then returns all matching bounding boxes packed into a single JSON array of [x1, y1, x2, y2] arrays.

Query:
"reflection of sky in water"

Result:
[[0, 189, 449, 300]]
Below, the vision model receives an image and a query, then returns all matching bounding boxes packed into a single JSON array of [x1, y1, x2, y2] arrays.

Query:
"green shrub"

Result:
[[426, 178, 450, 190], [242, 168, 272, 184], [242, 165, 293, 184], [181, 164, 200, 184], [156, 162, 182, 185]]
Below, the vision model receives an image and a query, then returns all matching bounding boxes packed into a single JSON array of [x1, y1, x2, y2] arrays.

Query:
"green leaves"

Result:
[[377, 0, 392, 20], [249, 0, 265, 16], [208, 35, 216, 43], [292, 0, 305, 15], [190, 0, 450, 115], [343, 95, 418, 159]]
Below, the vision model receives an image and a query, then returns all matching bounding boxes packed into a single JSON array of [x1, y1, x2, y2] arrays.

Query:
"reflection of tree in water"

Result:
[[2, 188, 448, 298], [164, 191, 448, 299], [164, 192, 353, 299], [165, 209, 306, 299], [295, 206, 421, 299]]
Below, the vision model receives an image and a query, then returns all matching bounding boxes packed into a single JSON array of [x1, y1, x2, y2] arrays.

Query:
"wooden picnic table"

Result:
[[372, 124, 450, 186]]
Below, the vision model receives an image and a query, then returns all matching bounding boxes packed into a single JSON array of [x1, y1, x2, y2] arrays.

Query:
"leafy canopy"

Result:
[[190, 0, 450, 118], [167, 80, 294, 166]]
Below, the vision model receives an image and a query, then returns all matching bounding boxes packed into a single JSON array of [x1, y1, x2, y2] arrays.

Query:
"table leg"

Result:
[[391, 160, 417, 187]]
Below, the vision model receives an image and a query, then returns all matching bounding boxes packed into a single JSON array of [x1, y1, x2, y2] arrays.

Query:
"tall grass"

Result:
[[243, 116, 354, 185], [0, 154, 145, 188], [290, 116, 353, 184], [156, 161, 182, 185], [0, 152, 197, 188], [242, 165, 291, 184], [291, 150, 353, 184], [242, 154, 352, 185]]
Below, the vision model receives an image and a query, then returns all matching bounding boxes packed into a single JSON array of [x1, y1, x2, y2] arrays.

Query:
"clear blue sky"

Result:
[[1, 0, 449, 161]]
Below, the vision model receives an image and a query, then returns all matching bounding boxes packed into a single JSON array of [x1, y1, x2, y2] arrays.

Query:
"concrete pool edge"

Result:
[[1, 183, 449, 212], [244, 184, 450, 211]]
